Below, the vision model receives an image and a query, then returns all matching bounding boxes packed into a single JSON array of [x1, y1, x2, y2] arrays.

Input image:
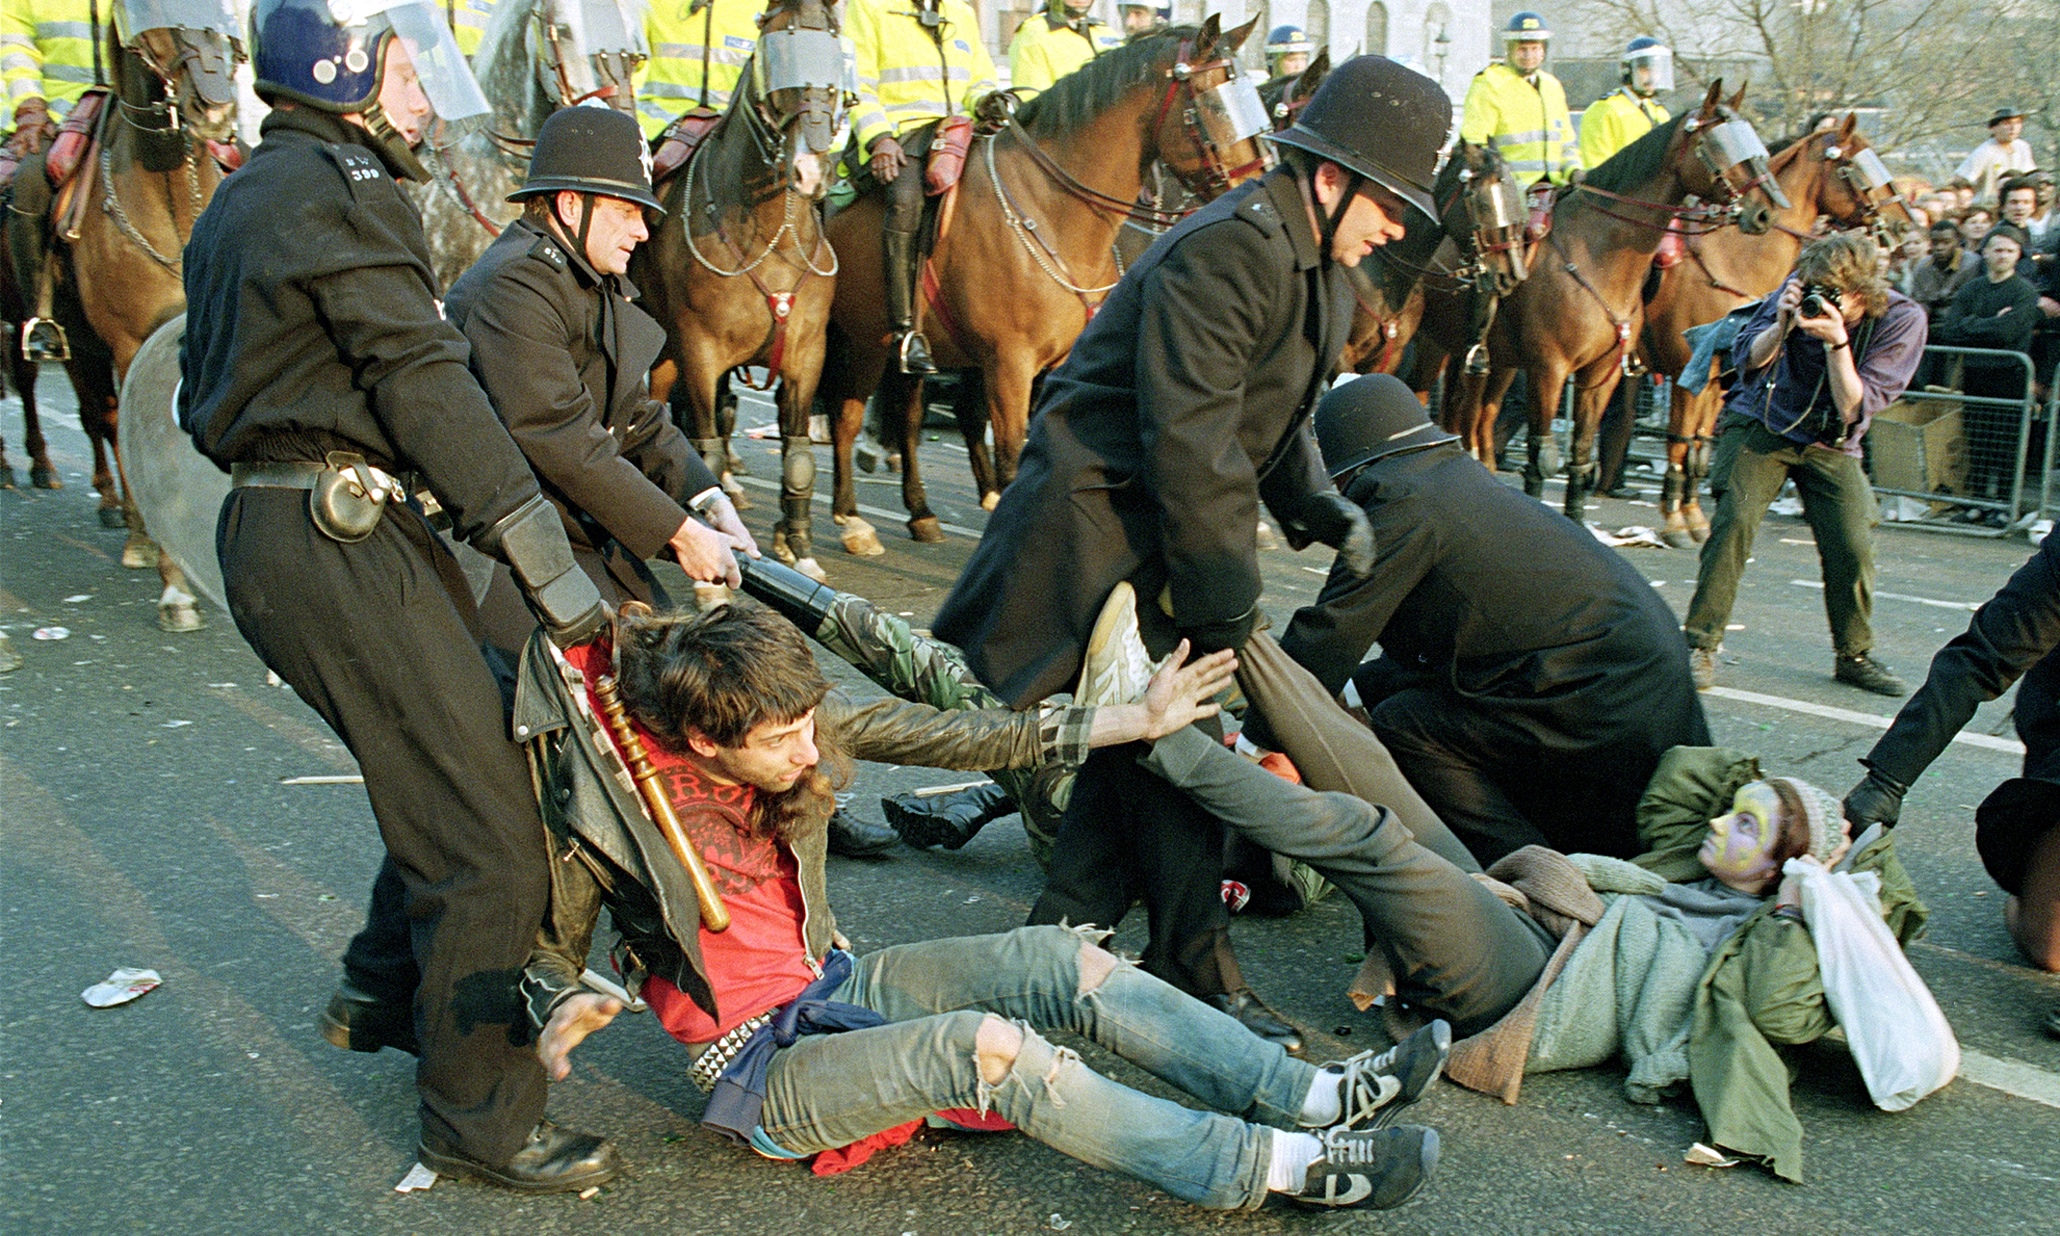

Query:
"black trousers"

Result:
[[218, 489, 549, 1166], [1028, 743, 1243, 998]]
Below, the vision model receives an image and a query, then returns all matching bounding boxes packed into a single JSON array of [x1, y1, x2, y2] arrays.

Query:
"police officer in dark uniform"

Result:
[[443, 105, 755, 617], [180, 0, 618, 1192], [933, 55, 1450, 1046], [1249, 374, 1712, 864]]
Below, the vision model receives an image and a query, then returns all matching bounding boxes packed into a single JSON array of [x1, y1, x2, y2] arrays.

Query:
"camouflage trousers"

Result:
[[811, 595, 1073, 866]]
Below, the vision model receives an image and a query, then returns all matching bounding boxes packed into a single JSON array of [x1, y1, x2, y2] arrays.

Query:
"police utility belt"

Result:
[[229, 452, 442, 542]]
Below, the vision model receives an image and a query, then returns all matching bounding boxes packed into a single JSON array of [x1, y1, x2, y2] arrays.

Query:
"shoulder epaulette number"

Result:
[[528, 234, 569, 271], [321, 145, 387, 200]]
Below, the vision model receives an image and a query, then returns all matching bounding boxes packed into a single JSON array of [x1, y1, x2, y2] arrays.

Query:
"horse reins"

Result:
[[100, 36, 209, 272]]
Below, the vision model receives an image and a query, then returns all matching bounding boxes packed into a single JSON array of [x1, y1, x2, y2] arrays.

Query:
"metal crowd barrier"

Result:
[[1866, 345, 2040, 539]]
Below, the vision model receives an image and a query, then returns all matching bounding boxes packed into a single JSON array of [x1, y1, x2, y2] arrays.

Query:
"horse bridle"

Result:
[[1152, 37, 1271, 201], [1574, 108, 1788, 233], [118, 28, 233, 134]]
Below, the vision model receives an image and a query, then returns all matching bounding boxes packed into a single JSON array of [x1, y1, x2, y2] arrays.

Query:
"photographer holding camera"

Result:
[[1683, 232, 1928, 696]]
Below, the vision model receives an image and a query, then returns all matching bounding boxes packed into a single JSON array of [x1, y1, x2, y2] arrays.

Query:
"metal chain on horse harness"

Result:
[[985, 129, 1120, 304], [98, 140, 201, 271]]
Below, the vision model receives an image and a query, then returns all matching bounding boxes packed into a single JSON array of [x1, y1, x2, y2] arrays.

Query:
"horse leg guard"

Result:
[[1660, 467, 1695, 549], [1562, 461, 1595, 521], [717, 380, 746, 474], [772, 436, 825, 581]]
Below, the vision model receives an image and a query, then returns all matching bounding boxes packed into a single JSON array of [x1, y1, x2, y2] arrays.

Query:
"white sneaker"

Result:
[[1076, 582, 1159, 707]]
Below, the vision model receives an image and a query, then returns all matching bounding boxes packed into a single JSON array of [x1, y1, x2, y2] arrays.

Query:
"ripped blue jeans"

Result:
[[756, 925, 1316, 1210]]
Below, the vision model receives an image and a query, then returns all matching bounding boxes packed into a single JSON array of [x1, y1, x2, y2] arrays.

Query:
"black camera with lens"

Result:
[[1798, 283, 1839, 320]]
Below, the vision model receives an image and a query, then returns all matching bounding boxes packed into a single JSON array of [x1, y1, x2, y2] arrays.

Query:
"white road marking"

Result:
[[1703, 686, 2025, 755], [1790, 578, 1980, 611], [1958, 1049, 2060, 1110]]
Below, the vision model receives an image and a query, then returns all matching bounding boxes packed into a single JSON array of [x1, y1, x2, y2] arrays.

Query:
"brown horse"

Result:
[[1642, 114, 1913, 545], [1447, 83, 1788, 519], [19, 18, 239, 630], [1333, 139, 1528, 378], [634, 0, 842, 580], [821, 17, 1270, 554]]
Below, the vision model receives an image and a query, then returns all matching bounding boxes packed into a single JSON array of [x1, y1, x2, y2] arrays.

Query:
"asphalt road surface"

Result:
[[3, 378, 2057, 1236]]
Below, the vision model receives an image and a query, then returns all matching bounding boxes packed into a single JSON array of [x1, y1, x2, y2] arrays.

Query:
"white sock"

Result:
[[1299, 1068, 1342, 1127], [1267, 1129, 1325, 1193]]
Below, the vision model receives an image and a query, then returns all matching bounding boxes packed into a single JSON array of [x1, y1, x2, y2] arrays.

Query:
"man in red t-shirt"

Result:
[[520, 603, 1449, 1212]]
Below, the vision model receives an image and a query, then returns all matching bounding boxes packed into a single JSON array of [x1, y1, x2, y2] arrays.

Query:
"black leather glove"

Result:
[[1289, 491, 1377, 582], [1178, 607, 1258, 658], [1842, 765, 1908, 828]]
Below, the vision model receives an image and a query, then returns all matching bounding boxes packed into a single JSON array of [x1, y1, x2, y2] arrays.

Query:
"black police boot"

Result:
[[827, 808, 899, 857], [883, 227, 937, 375], [1208, 988, 1306, 1055], [735, 557, 838, 637], [882, 782, 1016, 850], [418, 1120, 620, 1194], [320, 979, 420, 1056]]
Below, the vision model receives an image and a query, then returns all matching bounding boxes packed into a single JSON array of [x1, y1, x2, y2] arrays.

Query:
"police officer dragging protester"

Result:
[[935, 55, 1451, 1049], [1461, 11, 1580, 188], [444, 104, 757, 626], [180, 0, 620, 1192], [845, 0, 997, 374]]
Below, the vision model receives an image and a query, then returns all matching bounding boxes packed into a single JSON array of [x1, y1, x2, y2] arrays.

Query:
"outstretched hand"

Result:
[[1138, 640, 1239, 740], [537, 991, 624, 1082]]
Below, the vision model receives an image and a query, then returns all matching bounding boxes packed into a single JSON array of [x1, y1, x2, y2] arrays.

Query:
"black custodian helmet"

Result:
[[1270, 54, 1451, 221], [1315, 373, 1458, 479], [510, 104, 665, 213]]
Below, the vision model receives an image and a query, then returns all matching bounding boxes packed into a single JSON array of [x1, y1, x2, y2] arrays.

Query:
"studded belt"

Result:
[[687, 1012, 775, 1093]]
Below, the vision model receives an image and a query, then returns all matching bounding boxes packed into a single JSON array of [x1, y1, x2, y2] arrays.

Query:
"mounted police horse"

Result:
[[1445, 83, 1789, 520], [631, 0, 843, 581], [5, 3, 241, 631], [412, 0, 645, 288], [822, 17, 1272, 554]]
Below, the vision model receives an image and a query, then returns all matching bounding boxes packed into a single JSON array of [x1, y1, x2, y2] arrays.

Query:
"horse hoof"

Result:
[[158, 603, 205, 633], [121, 537, 160, 569], [1255, 521, 1278, 550], [99, 505, 129, 529], [840, 518, 886, 557], [980, 491, 1000, 512], [1661, 526, 1697, 550], [908, 516, 945, 544], [31, 466, 61, 490], [0, 466, 15, 490], [791, 557, 828, 583], [886, 453, 902, 473], [1522, 473, 1545, 499]]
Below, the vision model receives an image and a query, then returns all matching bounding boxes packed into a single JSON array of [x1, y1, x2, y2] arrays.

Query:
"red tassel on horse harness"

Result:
[[926, 115, 974, 197]]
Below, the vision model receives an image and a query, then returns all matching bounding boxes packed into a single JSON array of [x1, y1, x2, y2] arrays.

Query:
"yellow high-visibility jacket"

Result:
[[635, 0, 762, 137], [2, 0, 97, 126], [1006, 5, 1120, 98], [447, 0, 495, 59], [1461, 60, 1581, 186], [847, 0, 996, 154], [1579, 86, 1669, 172]]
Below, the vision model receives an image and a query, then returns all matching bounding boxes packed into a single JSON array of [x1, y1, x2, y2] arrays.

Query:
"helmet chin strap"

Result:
[[360, 100, 430, 182], [1319, 168, 1364, 260], [555, 193, 598, 263]]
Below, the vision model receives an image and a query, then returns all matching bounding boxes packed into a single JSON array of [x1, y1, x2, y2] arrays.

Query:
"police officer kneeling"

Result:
[[444, 105, 757, 624], [181, 0, 619, 1192]]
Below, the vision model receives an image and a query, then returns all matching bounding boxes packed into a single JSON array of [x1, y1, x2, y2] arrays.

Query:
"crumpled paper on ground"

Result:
[[82, 968, 161, 1007], [1587, 524, 1669, 549]]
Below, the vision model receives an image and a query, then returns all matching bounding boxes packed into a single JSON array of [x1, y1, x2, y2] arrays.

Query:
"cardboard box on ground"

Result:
[[1870, 391, 1969, 498]]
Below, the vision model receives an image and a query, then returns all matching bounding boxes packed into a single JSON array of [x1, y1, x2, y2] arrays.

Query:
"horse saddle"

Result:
[[1653, 218, 1688, 270], [44, 87, 108, 190], [652, 108, 723, 186]]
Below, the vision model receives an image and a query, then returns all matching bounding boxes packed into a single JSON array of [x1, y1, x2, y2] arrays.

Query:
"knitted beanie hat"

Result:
[[1764, 776, 1847, 863]]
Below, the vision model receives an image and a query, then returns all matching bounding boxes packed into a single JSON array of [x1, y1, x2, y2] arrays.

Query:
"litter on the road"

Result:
[[1588, 524, 1668, 549], [82, 967, 162, 1007], [279, 774, 365, 785], [32, 627, 69, 640], [579, 1186, 601, 1200], [393, 1162, 438, 1192], [62, 594, 92, 603], [1684, 1142, 1740, 1167]]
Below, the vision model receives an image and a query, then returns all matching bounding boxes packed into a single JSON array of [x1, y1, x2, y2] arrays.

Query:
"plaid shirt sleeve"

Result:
[[1039, 703, 1095, 767]]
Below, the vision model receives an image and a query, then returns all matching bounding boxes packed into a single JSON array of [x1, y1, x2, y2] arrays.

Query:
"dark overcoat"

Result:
[[934, 170, 1354, 707], [1274, 439, 1710, 764], [444, 217, 718, 602]]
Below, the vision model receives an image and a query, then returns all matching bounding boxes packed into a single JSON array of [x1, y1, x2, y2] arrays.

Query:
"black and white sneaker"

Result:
[[1306, 1018, 1451, 1130], [1289, 1125, 1440, 1210]]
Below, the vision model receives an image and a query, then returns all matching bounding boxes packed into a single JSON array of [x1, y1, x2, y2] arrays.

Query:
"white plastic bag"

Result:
[[1787, 857, 1959, 1111]]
